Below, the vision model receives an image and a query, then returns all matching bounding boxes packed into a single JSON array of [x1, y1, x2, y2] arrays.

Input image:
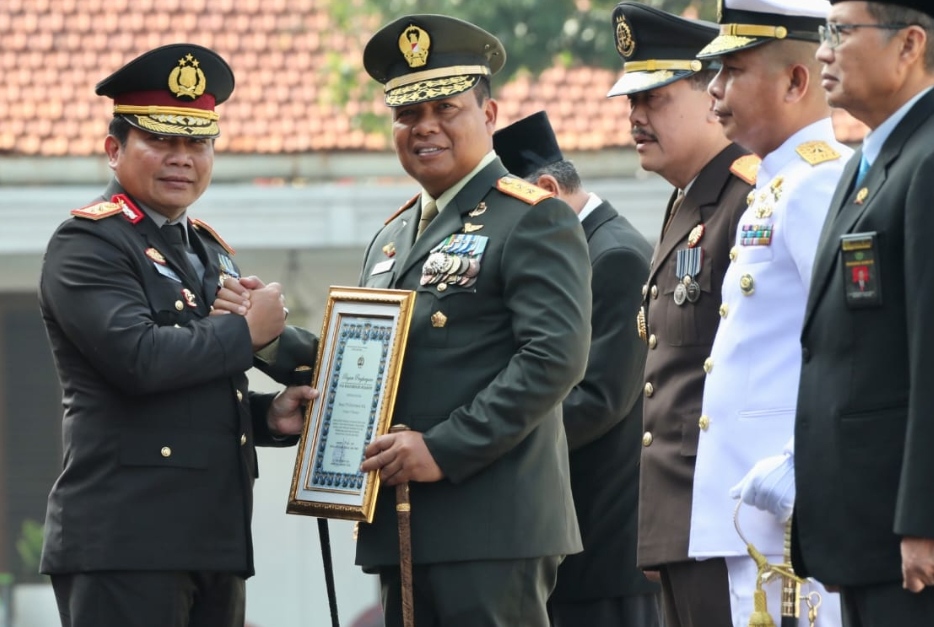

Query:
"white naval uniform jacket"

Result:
[[689, 119, 853, 557]]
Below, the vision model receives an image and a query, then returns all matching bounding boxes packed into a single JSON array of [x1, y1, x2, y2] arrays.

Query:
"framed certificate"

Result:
[[287, 286, 416, 522]]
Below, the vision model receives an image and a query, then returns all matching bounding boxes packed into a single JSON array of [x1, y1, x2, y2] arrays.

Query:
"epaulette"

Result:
[[70, 201, 123, 220], [495, 176, 553, 205], [729, 155, 761, 185], [192, 218, 235, 255], [796, 140, 841, 166], [385, 194, 419, 225]]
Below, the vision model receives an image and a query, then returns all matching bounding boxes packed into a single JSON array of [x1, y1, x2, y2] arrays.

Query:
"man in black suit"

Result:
[[38, 44, 316, 627], [786, 1, 934, 625], [355, 14, 591, 627], [493, 110, 660, 627]]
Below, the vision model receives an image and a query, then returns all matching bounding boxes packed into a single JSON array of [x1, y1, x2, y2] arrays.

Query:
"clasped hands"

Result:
[[211, 275, 288, 350], [212, 275, 312, 437]]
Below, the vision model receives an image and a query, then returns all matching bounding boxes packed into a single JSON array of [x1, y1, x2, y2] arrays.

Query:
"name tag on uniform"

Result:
[[371, 259, 395, 276], [840, 232, 882, 308], [154, 263, 183, 283]]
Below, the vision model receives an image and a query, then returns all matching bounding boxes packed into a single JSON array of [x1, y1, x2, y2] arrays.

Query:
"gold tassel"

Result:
[[748, 588, 777, 627]]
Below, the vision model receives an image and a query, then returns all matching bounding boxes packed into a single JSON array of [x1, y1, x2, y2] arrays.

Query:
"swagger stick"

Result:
[[390, 424, 415, 627], [317, 518, 341, 627], [780, 521, 800, 627]]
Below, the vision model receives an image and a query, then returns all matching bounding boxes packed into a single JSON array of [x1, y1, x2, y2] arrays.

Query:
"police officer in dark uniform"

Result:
[[355, 15, 592, 627], [38, 44, 316, 627]]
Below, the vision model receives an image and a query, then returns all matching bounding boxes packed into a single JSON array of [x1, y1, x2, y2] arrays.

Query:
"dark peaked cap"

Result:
[[96, 43, 234, 138], [493, 111, 564, 180], [607, 2, 718, 98], [831, 0, 934, 19], [364, 14, 506, 107]]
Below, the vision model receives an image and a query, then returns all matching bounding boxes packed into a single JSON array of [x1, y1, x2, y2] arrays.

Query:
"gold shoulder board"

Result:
[[192, 218, 235, 255], [796, 141, 841, 166], [729, 154, 761, 185], [496, 176, 554, 205], [384, 193, 419, 225], [70, 201, 123, 220]]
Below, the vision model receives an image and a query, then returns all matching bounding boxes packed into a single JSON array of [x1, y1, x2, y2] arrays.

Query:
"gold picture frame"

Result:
[[287, 286, 415, 522]]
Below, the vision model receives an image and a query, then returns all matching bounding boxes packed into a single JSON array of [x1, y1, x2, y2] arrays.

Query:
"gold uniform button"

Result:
[[651, 285, 659, 299], [648, 334, 658, 349], [729, 246, 739, 262], [719, 303, 729, 318], [160, 446, 172, 458], [644, 382, 655, 398], [437, 282, 448, 292], [174, 300, 184, 311], [240, 434, 247, 446], [740, 273, 755, 296], [236, 390, 243, 402], [642, 284, 648, 297], [699, 415, 710, 431], [703, 357, 714, 373], [642, 431, 654, 447]]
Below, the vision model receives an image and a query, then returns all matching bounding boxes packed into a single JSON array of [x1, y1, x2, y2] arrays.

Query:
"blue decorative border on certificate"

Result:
[[311, 317, 392, 491]]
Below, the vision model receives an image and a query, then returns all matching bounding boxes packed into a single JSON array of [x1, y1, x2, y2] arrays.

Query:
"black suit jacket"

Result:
[[550, 200, 658, 602], [794, 90, 934, 586], [355, 158, 591, 567], [38, 182, 306, 577]]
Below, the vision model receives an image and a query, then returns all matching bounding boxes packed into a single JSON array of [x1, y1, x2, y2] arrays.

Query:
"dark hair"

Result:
[[108, 116, 132, 145], [527, 159, 582, 193], [473, 75, 492, 105], [686, 69, 717, 92], [866, 4, 934, 70]]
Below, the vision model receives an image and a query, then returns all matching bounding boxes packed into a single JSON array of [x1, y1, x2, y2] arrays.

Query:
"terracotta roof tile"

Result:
[[1, 1, 868, 157]]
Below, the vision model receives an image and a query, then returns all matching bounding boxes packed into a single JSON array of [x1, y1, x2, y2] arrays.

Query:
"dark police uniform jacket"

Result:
[[638, 143, 754, 568], [550, 200, 658, 602], [39, 181, 306, 577], [794, 89, 934, 586], [355, 157, 591, 567]]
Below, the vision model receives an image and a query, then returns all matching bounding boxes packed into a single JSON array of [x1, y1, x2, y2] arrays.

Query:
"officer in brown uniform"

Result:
[[607, 4, 758, 626]]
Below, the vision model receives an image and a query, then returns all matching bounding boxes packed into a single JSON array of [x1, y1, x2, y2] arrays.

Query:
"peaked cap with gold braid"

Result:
[[364, 14, 506, 107], [95, 43, 234, 138], [697, 0, 829, 59], [607, 2, 719, 98]]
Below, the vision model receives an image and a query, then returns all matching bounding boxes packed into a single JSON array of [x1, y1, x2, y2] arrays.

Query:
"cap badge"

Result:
[[168, 53, 207, 100], [615, 15, 636, 58], [399, 25, 431, 69]]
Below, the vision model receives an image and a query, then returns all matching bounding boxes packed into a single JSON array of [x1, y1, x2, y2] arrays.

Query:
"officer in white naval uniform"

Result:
[[687, 1, 851, 625]]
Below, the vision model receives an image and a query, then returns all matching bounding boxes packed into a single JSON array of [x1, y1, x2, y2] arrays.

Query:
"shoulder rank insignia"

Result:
[[192, 218, 235, 255], [729, 154, 761, 185], [70, 201, 123, 220], [796, 140, 841, 166], [384, 194, 419, 225], [496, 176, 553, 205]]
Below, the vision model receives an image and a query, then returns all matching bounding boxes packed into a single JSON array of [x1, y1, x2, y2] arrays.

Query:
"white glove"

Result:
[[729, 453, 796, 522]]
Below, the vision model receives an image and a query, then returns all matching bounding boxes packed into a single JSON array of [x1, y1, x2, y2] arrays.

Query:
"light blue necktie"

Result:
[[855, 154, 871, 186]]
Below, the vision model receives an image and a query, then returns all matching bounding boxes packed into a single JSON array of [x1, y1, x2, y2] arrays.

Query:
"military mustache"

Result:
[[631, 127, 658, 142]]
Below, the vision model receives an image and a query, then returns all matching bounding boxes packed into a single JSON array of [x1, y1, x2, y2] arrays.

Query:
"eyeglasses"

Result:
[[818, 22, 914, 49]]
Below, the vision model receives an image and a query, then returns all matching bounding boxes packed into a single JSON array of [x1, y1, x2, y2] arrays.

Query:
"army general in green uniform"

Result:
[[354, 14, 592, 627]]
